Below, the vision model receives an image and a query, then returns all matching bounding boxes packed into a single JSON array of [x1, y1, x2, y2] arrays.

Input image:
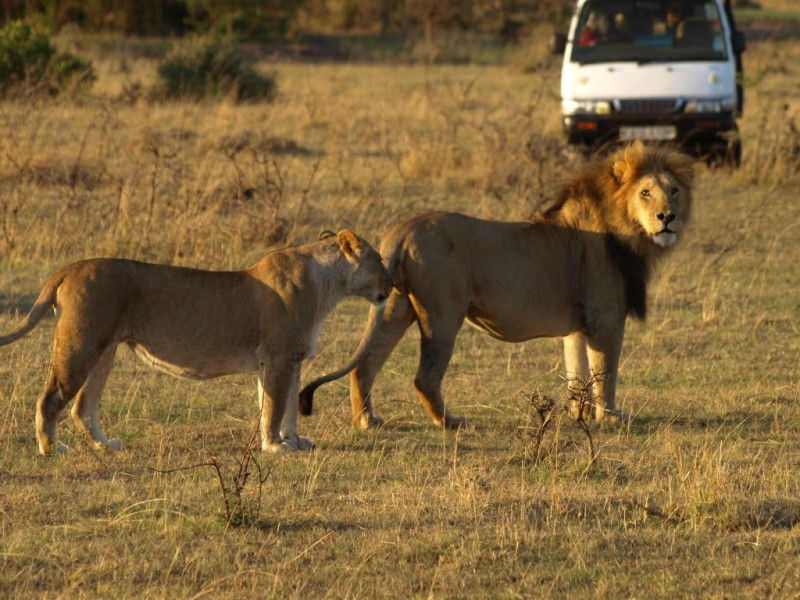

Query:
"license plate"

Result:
[[619, 126, 677, 141]]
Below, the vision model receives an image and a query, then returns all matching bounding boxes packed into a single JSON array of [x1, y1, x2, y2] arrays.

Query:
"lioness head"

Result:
[[336, 230, 393, 304], [610, 140, 694, 250]]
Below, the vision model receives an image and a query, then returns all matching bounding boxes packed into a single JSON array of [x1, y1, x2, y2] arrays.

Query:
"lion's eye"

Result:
[[640, 189, 650, 199], [670, 187, 679, 197]]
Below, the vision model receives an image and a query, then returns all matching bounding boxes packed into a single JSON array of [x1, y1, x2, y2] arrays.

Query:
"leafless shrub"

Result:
[[150, 427, 271, 528], [566, 373, 600, 469], [524, 391, 558, 462], [520, 380, 597, 471], [215, 133, 321, 248]]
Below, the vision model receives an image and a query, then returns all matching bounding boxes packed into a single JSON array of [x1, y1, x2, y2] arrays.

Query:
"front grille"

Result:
[[615, 99, 682, 114]]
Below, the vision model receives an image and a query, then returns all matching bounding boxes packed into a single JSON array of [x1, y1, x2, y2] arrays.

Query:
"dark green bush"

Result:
[[0, 21, 53, 86], [0, 21, 95, 97], [156, 42, 276, 102], [48, 51, 96, 91]]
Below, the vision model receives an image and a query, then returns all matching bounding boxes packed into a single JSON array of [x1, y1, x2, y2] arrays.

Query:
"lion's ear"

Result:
[[669, 153, 696, 187], [612, 140, 645, 185], [612, 158, 631, 185], [318, 230, 336, 241], [611, 140, 645, 185], [337, 230, 363, 262]]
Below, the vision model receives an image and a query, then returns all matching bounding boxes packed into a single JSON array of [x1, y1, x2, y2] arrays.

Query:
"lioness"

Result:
[[300, 141, 694, 427], [0, 230, 392, 455]]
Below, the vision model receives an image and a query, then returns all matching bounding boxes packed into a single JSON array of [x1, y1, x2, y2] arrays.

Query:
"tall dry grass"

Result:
[[0, 31, 798, 598]]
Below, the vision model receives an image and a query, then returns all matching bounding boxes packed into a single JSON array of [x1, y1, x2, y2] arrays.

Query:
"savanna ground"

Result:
[[1, 8, 799, 599]]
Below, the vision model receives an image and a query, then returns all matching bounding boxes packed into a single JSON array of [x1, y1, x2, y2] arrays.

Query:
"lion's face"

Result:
[[627, 171, 690, 248]]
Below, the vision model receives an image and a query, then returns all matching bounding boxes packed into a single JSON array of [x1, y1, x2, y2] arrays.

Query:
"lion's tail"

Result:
[[0, 273, 63, 347], [299, 303, 386, 416]]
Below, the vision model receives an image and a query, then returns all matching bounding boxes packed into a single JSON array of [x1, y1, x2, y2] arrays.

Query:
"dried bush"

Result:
[[155, 41, 276, 103]]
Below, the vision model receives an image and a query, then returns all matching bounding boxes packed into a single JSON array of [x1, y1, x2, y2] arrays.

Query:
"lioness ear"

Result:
[[337, 230, 363, 262], [318, 230, 336, 241]]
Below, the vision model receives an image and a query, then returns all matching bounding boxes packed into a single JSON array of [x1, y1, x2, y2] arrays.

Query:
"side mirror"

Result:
[[551, 32, 567, 55], [732, 31, 746, 54]]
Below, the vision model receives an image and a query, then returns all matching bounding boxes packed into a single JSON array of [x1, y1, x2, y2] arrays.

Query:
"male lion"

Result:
[[300, 141, 694, 427], [0, 230, 392, 455]]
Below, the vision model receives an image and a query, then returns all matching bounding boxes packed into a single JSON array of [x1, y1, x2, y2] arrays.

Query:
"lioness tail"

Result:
[[0, 274, 63, 347]]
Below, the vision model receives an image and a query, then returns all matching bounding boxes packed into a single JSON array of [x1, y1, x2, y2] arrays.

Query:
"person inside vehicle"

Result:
[[665, 2, 684, 35], [579, 11, 609, 46]]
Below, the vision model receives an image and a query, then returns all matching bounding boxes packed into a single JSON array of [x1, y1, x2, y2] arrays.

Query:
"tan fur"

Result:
[[0, 230, 392, 455], [300, 141, 694, 428]]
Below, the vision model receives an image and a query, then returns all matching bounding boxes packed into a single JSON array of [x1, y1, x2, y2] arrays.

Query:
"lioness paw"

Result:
[[263, 441, 292, 453], [262, 436, 314, 453], [281, 435, 315, 451]]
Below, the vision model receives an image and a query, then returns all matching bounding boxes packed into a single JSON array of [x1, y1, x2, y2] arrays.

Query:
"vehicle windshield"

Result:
[[571, 0, 728, 64]]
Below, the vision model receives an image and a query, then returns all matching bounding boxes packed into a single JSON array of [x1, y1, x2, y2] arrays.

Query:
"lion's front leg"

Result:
[[585, 327, 628, 422], [257, 357, 313, 452], [563, 331, 593, 421]]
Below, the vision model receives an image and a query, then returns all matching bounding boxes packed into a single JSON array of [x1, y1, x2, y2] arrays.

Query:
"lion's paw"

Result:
[[603, 408, 630, 424], [355, 413, 384, 430], [442, 415, 470, 430], [569, 399, 594, 421]]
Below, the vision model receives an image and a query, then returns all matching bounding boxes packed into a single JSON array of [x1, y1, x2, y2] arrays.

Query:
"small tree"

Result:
[[156, 41, 276, 103], [0, 21, 94, 97]]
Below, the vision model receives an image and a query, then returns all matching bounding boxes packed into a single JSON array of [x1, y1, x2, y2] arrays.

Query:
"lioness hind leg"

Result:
[[36, 364, 92, 456], [351, 294, 415, 429], [70, 345, 122, 451], [35, 378, 72, 456]]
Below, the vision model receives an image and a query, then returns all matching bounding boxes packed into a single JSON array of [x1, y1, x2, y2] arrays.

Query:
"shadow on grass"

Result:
[[628, 410, 786, 437]]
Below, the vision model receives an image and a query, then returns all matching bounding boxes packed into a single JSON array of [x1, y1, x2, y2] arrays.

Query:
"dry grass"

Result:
[[0, 33, 799, 598]]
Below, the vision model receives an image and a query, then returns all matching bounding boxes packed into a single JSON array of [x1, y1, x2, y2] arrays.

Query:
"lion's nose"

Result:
[[657, 212, 675, 224]]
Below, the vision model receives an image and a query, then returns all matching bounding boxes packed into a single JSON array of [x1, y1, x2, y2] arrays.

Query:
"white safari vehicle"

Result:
[[552, 0, 745, 165]]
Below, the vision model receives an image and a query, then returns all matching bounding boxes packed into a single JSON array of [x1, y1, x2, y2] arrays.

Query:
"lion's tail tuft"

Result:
[[298, 303, 386, 417], [298, 382, 317, 416]]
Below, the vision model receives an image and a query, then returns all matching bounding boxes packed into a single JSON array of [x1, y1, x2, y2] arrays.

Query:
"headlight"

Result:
[[684, 97, 735, 113], [562, 99, 612, 115]]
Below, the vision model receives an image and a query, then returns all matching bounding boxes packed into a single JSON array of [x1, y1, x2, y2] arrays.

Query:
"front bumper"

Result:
[[562, 111, 738, 155]]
